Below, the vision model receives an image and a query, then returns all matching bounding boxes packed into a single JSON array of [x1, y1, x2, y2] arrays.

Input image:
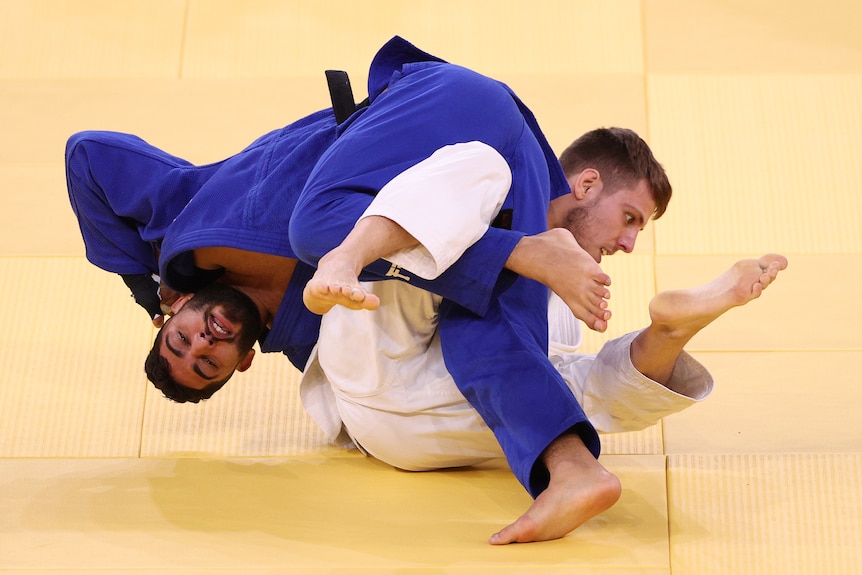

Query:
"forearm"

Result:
[[361, 141, 513, 280]]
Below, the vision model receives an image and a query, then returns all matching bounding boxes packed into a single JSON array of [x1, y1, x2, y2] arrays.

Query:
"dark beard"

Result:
[[563, 205, 591, 250], [185, 283, 263, 353]]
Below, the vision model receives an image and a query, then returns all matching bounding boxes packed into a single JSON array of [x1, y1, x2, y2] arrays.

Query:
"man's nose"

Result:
[[191, 332, 215, 352], [617, 229, 638, 253]]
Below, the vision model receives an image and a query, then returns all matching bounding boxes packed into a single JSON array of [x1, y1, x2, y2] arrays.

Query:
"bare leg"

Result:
[[505, 228, 613, 332], [489, 254, 788, 545], [303, 216, 418, 314], [631, 253, 788, 383], [489, 433, 621, 545]]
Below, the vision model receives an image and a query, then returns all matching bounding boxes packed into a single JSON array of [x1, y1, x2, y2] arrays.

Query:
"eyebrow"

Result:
[[626, 204, 648, 228], [165, 333, 217, 382], [193, 365, 217, 381], [165, 333, 183, 358]]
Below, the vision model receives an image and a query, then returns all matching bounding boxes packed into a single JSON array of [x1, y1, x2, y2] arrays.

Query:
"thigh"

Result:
[[290, 63, 524, 265]]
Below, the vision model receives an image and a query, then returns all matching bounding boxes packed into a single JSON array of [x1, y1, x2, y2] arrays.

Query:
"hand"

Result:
[[121, 273, 174, 327], [157, 282, 182, 309]]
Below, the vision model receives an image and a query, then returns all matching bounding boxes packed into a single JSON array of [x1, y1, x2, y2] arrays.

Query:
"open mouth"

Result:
[[208, 310, 235, 340]]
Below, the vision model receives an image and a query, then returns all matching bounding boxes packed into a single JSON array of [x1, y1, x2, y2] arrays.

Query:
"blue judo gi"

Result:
[[289, 37, 601, 497], [67, 35, 601, 498], [66, 109, 338, 370]]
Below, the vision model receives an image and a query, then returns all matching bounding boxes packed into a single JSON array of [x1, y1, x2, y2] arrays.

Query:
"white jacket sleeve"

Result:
[[549, 301, 714, 433], [359, 141, 511, 279]]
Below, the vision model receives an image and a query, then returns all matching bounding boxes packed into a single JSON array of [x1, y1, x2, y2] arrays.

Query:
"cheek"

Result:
[[217, 344, 242, 363], [581, 216, 606, 242]]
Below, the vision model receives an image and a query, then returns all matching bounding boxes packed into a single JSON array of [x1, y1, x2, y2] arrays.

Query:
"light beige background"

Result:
[[1, 1, 859, 573]]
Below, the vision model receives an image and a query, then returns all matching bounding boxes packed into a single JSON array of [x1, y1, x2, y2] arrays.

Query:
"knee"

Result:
[[289, 202, 337, 266], [288, 213, 315, 265], [290, 189, 369, 266]]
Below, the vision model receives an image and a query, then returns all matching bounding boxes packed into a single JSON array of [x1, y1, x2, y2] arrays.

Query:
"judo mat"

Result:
[[1, 1, 860, 573]]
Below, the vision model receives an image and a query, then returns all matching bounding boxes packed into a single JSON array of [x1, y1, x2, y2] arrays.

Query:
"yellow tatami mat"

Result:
[[0, 0, 187, 78], [648, 75, 862, 256], [0, 258, 149, 458], [669, 454, 862, 575], [1, 456, 669, 573], [141, 351, 336, 458], [664, 350, 862, 454], [1, 0, 860, 573]]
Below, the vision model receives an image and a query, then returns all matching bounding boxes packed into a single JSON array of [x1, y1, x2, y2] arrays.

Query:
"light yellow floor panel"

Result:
[[654, 254, 861, 352], [502, 74, 649, 160], [0, 455, 670, 573], [0, 78, 334, 166], [663, 351, 862, 454], [182, 0, 643, 80], [0, 258, 150, 457], [648, 75, 862, 256], [0, 0, 187, 79], [644, 0, 862, 73], [2, 0, 858, 571], [0, 165, 84, 256], [600, 426, 663, 457], [141, 352, 338, 458], [668, 454, 862, 575]]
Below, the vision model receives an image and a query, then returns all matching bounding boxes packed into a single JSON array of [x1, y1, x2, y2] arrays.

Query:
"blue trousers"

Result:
[[66, 130, 226, 275]]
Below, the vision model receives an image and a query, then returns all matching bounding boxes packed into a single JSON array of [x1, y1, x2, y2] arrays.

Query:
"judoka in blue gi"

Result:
[[67, 107, 343, 401], [66, 36, 787, 544]]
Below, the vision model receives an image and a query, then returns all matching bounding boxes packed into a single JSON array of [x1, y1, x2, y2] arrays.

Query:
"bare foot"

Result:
[[303, 252, 381, 315], [489, 434, 622, 544], [648, 254, 788, 339], [506, 228, 613, 332]]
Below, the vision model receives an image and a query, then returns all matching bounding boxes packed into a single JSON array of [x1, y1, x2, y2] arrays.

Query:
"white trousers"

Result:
[[301, 281, 713, 471]]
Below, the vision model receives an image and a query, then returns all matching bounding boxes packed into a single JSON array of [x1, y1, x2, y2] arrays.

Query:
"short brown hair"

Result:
[[144, 327, 230, 403], [559, 127, 671, 219]]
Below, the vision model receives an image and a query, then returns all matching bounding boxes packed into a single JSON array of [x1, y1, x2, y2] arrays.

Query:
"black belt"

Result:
[[325, 70, 369, 125]]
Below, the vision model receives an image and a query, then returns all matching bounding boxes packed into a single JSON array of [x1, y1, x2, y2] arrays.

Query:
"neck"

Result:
[[547, 195, 570, 229], [194, 247, 296, 328], [232, 285, 282, 328]]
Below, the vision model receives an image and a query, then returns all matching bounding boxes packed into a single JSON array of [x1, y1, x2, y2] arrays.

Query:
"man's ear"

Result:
[[170, 293, 194, 314], [571, 168, 603, 201], [236, 348, 255, 372]]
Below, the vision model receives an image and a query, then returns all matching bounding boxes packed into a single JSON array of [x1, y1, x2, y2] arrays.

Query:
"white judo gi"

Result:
[[298, 142, 714, 472]]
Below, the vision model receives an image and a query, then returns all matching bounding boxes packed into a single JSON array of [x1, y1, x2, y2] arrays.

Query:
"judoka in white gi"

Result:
[[298, 140, 788, 544]]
